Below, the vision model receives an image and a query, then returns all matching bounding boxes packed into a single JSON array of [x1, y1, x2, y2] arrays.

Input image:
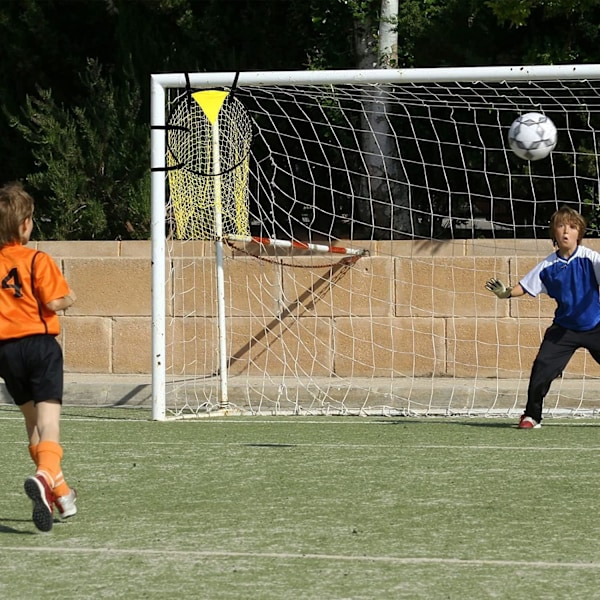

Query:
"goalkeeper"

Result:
[[486, 206, 600, 429]]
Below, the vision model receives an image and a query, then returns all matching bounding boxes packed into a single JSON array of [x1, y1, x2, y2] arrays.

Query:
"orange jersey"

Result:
[[0, 243, 70, 340]]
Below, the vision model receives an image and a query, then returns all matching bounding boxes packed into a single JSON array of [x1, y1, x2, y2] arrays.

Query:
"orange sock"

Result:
[[36, 441, 71, 497], [28, 444, 38, 466], [36, 440, 63, 490], [53, 472, 70, 498]]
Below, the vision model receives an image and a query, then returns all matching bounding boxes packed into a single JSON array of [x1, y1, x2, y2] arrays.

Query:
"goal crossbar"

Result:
[[152, 64, 600, 89]]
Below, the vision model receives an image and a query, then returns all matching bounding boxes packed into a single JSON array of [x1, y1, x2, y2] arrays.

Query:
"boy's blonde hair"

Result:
[[549, 206, 586, 245], [0, 182, 34, 247]]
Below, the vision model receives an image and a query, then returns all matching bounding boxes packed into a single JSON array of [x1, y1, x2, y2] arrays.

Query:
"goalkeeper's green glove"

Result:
[[485, 278, 512, 299]]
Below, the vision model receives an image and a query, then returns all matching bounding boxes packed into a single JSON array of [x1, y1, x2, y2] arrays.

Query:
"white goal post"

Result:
[[150, 64, 600, 420]]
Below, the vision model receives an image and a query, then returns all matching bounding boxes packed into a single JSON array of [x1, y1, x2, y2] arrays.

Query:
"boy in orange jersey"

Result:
[[0, 182, 77, 532]]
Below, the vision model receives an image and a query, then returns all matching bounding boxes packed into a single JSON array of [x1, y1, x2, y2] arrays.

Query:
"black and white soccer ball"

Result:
[[508, 112, 557, 161]]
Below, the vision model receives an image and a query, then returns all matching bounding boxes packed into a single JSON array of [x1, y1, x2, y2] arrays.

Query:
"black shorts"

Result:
[[0, 334, 63, 406]]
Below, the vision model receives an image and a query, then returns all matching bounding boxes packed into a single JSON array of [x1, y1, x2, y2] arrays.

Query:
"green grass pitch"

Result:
[[1, 406, 600, 599]]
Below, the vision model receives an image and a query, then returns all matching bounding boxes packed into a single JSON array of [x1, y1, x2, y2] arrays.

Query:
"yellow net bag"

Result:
[[166, 90, 252, 240]]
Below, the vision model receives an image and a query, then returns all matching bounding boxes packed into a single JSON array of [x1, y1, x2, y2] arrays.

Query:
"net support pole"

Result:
[[225, 235, 367, 256], [212, 120, 229, 410]]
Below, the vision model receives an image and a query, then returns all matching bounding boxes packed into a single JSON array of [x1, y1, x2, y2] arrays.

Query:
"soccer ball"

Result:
[[508, 112, 557, 161]]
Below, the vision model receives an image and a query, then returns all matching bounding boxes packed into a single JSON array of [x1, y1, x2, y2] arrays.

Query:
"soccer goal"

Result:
[[150, 64, 600, 420]]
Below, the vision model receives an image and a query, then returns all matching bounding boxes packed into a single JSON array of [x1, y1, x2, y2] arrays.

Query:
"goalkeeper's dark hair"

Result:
[[0, 181, 34, 247], [549, 206, 586, 246]]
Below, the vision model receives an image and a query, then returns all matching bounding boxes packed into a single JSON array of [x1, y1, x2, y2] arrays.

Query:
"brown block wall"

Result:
[[36, 239, 600, 379]]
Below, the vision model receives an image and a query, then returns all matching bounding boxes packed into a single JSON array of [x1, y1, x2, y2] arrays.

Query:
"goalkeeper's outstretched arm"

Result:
[[485, 278, 525, 299]]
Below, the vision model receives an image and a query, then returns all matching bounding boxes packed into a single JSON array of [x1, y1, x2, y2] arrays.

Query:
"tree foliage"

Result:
[[1, 0, 600, 239], [7, 59, 149, 239]]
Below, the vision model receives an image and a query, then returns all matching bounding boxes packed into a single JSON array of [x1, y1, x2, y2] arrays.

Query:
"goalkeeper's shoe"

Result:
[[518, 415, 541, 429], [55, 488, 77, 519], [24, 475, 54, 532]]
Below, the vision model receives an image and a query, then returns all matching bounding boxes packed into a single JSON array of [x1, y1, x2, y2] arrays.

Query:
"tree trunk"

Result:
[[354, 0, 411, 240]]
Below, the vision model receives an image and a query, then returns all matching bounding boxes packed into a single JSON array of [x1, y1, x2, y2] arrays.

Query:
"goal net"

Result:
[[150, 65, 600, 419]]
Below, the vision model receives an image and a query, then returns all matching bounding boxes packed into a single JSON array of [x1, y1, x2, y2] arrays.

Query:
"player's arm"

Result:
[[508, 283, 525, 297], [33, 252, 76, 312], [485, 279, 526, 299], [46, 290, 76, 312]]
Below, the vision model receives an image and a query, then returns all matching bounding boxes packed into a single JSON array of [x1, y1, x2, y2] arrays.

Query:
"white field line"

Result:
[[0, 545, 599, 569], [2, 437, 600, 452], [2, 439, 600, 451]]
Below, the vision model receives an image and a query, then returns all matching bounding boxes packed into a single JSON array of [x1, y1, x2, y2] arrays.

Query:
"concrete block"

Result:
[[64, 258, 151, 316], [227, 316, 332, 376], [166, 317, 219, 376], [168, 240, 214, 257], [172, 257, 280, 317], [334, 317, 446, 377], [447, 318, 547, 378], [120, 241, 151, 257], [113, 318, 152, 373], [468, 239, 554, 257], [38, 241, 119, 257], [380, 240, 467, 257], [282, 257, 393, 317], [396, 256, 511, 318], [62, 317, 111, 373]]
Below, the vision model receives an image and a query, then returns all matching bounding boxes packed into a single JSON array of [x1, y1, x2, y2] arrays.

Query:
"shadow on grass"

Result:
[[61, 408, 151, 421], [0, 520, 36, 535], [375, 418, 600, 428], [374, 419, 516, 429], [0, 404, 151, 422]]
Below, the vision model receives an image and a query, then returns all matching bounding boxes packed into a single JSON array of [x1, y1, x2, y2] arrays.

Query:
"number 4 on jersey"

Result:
[[2, 267, 23, 298]]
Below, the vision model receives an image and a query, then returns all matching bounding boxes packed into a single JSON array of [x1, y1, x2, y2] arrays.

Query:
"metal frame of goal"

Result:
[[150, 64, 600, 421]]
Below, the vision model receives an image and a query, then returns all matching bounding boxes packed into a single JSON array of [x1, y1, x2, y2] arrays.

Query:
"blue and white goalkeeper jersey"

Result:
[[519, 245, 600, 331]]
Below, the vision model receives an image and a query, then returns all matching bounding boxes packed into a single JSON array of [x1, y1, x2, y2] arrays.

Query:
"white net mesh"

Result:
[[158, 70, 600, 417]]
